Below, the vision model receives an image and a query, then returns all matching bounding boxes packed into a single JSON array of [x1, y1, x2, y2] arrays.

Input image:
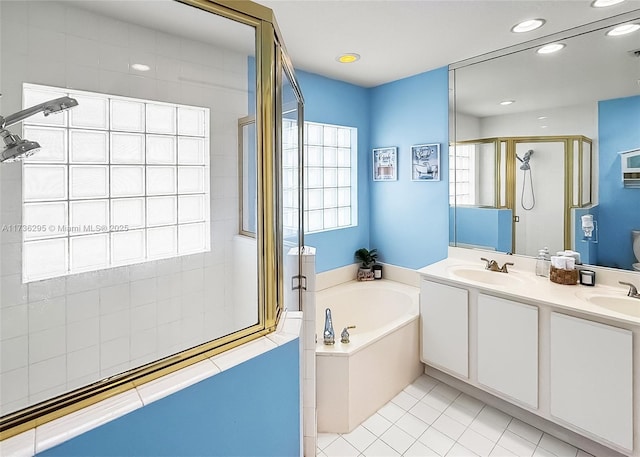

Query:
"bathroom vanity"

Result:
[[418, 248, 640, 457]]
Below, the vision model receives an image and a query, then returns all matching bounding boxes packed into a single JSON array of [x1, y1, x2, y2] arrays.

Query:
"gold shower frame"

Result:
[[451, 135, 593, 254], [0, 0, 303, 441]]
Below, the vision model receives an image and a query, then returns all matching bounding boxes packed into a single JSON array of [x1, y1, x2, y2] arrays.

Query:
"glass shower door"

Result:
[[280, 56, 304, 312]]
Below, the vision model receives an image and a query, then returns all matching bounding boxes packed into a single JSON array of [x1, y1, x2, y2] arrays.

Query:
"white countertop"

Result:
[[418, 254, 640, 327]]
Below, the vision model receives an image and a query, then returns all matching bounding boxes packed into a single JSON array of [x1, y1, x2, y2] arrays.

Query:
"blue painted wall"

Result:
[[297, 70, 371, 272], [369, 68, 450, 269], [573, 206, 599, 266], [597, 95, 640, 270], [38, 341, 300, 457], [451, 207, 512, 253]]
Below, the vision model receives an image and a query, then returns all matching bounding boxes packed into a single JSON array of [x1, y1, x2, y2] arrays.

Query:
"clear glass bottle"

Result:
[[535, 247, 551, 277]]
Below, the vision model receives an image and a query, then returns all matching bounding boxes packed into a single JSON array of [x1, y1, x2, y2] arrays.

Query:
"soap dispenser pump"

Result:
[[536, 247, 551, 277]]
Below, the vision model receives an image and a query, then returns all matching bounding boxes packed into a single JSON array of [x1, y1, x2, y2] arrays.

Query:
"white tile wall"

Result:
[[0, 0, 252, 415], [301, 248, 317, 456]]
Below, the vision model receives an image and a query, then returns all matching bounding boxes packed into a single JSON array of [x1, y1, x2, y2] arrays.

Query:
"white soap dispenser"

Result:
[[535, 247, 551, 277]]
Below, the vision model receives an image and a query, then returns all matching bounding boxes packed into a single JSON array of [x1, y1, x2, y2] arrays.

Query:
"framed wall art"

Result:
[[411, 143, 440, 181], [372, 147, 397, 181]]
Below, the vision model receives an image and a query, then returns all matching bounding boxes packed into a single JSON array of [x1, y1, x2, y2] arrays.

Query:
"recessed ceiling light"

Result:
[[500, 100, 515, 105], [606, 23, 640, 36], [538, 116, 547, 120], [336, 53, 360, 64], [591, 0, 625, 7], [541, 125, 548, 129], [537, 43, 566, 54], [131, 63, 151, 72], [511, 19, 546, 33]]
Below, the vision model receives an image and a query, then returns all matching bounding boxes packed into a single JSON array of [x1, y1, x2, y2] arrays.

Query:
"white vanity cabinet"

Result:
[[477, 294, 538, 408], [420, 280, 468, 378], [550, 312, 633, 451]]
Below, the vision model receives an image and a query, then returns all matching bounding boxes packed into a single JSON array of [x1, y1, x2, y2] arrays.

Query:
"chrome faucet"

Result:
[[340, 325, 356, 343], [619, 281, 640, 299], [323, 308, 335, 345], [481, 258, 500, 271], [481, 257, 514, 273]]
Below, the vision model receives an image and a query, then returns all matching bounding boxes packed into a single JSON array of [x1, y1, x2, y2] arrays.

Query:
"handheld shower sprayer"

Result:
[[0, 96, 79, 163], [516, 149, 534, 170], [516, 149, 535, 210]]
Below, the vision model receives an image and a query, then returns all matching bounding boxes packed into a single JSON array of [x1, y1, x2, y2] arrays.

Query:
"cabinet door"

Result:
[[550, 312, 633, 451], [477, 294, 538, 408], [420, 280, 468, 378]]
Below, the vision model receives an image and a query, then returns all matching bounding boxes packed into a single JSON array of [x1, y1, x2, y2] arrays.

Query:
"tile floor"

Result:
[[317, 375, 594, 457]]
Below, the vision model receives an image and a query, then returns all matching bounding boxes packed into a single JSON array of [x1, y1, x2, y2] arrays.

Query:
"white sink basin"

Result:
[[447, 266, 524, 287], [578, 292, 640, 318]]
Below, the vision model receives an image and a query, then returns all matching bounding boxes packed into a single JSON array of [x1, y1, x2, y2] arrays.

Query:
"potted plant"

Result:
[[354, 248, 378, 276]]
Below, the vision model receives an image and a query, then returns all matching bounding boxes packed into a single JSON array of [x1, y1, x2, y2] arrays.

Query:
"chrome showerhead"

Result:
[[0, 95, 78, 163], [1, 130, 41, 162], [517, 149, 534, 170]]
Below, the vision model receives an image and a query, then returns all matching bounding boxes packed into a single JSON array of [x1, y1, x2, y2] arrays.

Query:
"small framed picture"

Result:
[[411, 143, 440, 181], [372, 147, 397, 181]]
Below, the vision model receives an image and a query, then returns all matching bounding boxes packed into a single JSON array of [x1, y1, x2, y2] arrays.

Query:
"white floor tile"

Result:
[[452, 393, 485, 416], [323, 436, 360, 457], [458, 428, 496, 457], [342, 425, 377, 452], [497, 430, 537, 457], [409, 401, 441, 425], [404, 381, 432, 400], [538, 433, 578, 457], [320, 380, 594, 457], [431, 383, 461, 401], [419, 427, 455, 456], [444, 401, 479, 426], [432, 413, 467, 441], [470, 406, 511, 442], [391, 391, 419, 411], [475, 406, 512, 430], [396, 412, 429, 439], [405, 440, 440, 457], [469, 416, 508, 443], [447, 442, 479, 456], [489, 445, 517, 456], [576, 450, 594, 457], [380, 425, 415, 455], [507, 418, 543, 445], [318, 432, 340, 450], [362, 413, 393, 437], [423, 391, 456, 412], [533, 446, 557, 457], [378, 401, 405, 423], [362, 439, 401, 457], [411, 375, 439, 393]]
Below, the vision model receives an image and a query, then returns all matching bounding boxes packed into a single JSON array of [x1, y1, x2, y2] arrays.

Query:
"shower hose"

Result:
[[521, 168, 535, 210]]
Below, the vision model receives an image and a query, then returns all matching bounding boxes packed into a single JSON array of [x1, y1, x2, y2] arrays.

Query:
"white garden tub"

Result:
[[315, 280, 422, 433]]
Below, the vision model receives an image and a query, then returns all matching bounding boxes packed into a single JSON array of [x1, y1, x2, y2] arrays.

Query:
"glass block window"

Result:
[[449, 144, 476, 205], [21, 84, 210, 282], [301, 122, 357, 233]]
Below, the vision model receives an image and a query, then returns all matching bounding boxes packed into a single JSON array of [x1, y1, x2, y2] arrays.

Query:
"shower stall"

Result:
[[0, 0, 303, 441], [450, 135, 593, 257]]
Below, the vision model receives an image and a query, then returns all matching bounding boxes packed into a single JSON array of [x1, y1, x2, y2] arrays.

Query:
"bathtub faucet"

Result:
[[323, 308, 335, 345]]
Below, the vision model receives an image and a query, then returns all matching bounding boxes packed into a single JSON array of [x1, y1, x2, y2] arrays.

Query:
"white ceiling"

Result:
[[68, 0, 640, 118], [258, 0, 640, 88]]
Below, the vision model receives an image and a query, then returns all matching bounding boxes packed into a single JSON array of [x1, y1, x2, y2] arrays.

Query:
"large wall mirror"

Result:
[[449, 10, 640, 272]]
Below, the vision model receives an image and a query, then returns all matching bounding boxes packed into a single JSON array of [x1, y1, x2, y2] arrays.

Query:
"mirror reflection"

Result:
[[450, 13, 640, 271]]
